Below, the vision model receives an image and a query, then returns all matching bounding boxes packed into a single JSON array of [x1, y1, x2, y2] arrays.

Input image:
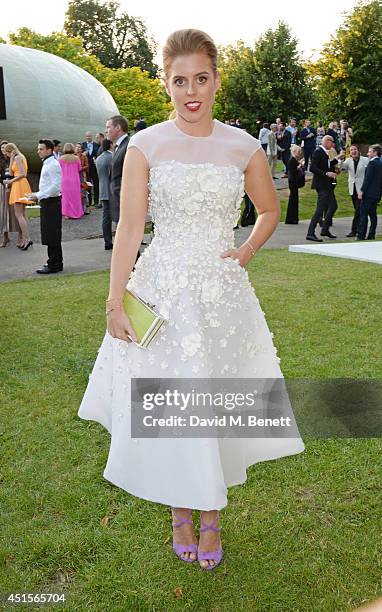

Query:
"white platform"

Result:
[[288, 241, 382, 265]]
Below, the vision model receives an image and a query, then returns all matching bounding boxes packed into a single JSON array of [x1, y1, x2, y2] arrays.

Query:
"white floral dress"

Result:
[[78, 119, 304, 510]]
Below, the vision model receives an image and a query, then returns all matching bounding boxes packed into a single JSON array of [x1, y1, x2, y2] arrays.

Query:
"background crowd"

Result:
[[0, 113, 381, 270], [243, 116, 381, 241], [0, 117, 147, 256], [0, 115, 146, 272]]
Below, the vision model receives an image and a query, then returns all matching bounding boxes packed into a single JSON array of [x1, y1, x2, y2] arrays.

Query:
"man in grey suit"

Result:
[[106, 115, 129, 224], [339, 144, 369, 237]]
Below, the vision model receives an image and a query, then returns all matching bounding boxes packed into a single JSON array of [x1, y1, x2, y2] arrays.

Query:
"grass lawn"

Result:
[[1, 250, 382, 611]]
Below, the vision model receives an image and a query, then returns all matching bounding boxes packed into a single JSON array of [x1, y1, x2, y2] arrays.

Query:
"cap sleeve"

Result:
[[241, 133, 262, 171], [127, 130, 151, 165]]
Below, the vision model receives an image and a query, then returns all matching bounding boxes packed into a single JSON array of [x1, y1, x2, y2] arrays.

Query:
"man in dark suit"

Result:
[[134, 117, 147, 132], [106, 115, 129, 224], [357, 144, 382, 240], [105, 114, 140, 263], [82, 132, 100, 208], [300, 119, 317, 171], [306, 135, 339, 242]]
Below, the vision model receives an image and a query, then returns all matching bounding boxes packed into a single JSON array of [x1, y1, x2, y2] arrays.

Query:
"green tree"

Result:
[[214, 42, 259, 134], [252, 22, 315, 123], [103, 67, 170, 127], [8, 27, 105, 78], [312, 0, 382, 142], [64, 0, 158, 77], [215, 23, 316, 135]]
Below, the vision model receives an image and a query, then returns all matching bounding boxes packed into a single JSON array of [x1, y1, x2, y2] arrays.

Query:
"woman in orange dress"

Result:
[[3, 143, 33, 250]]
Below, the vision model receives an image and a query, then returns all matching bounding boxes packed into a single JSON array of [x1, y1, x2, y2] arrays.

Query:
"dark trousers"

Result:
[[261, 143, 268, 153], [285, 184, 299, 223], [241, 193, 256, 226], [357, 197, 378, 239], [88, 169, 99, 206], [40, 196, 63, 269], [102, 199, 113, 247], [304, 149, 314, 171], [350, 187, 361, 234], [102, 198, 140, 263], [281, 148, 290, 172], [47, 245, 63, 269], [307, 188, 338, 236]]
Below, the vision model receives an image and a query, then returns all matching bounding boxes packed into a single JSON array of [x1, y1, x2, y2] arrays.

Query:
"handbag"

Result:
[[297, 166, 306, 188], [123, 289, 168, 348]]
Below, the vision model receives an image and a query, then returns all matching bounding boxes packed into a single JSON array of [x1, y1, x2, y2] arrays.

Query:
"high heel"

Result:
[[198, 511, 223, 571], [171, 508, 198, 563], [21, 240, 33, 251]]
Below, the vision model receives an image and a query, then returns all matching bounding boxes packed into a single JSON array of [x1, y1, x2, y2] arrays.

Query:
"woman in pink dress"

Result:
[[59, 143, 83, 219]]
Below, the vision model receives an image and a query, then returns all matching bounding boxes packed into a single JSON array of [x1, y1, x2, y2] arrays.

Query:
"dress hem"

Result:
[[98, 438, 305, 511]]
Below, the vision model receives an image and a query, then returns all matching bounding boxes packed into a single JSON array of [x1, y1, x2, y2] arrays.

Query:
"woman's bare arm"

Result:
[[14, 155, 25, 180], [106, 146, 149, 341], [7, 155, 25, 183], [221, 148, 280, 266]]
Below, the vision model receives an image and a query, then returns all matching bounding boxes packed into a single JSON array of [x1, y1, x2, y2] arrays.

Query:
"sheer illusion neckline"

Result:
[[171, 118, 217, 139]]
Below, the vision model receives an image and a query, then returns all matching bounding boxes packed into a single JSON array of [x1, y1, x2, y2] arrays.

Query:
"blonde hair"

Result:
[[63, 142, 75, 154], [291, 144, 304, 160], [163, 29, 218, 120], [4, 142, 23, 157]]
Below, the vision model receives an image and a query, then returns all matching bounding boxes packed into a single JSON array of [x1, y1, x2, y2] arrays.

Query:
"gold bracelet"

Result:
[[244, 241, 256, 256], [105, 304, 123, 316], [105, 297, 123, 316]]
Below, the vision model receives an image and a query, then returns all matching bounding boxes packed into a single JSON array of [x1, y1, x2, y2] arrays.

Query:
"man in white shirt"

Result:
[[286, 117, 299, 145], [27, 139, 63, 273]]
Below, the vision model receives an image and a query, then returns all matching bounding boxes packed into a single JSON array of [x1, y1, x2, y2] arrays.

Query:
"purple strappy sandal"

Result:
[[198, 511, 223, 571], [171, 508, 198, 563]]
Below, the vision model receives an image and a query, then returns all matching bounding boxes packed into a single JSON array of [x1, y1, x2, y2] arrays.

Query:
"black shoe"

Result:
[[346, 232, 356, 237], [104, 244, 113, 250], [21, 240, 33, 251], [233, 225, 239, 230], [306, 234, 323, 242], [366, 235, 375, 240], [320, 230, 337, 239], [36, 266, 63, 274], [355, 236, 365, 241]]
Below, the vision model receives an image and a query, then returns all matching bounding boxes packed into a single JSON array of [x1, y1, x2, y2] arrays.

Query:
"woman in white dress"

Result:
[[78, 29, 305, 571]]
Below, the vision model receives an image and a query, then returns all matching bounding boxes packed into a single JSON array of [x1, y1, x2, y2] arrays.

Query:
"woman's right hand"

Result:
[[107, 309, 137, 343]]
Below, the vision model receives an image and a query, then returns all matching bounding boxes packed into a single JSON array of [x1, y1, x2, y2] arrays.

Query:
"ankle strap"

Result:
[[171, 508, 193, 528], [172, 517, 193, 527], [200, 514, 221, 533]]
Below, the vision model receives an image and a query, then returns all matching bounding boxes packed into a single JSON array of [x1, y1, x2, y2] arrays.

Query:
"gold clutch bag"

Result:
[[123, 289, 167, 349]]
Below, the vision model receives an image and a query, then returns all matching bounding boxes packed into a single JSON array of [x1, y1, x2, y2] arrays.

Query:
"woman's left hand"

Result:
[[220, 243, 254, 267]]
